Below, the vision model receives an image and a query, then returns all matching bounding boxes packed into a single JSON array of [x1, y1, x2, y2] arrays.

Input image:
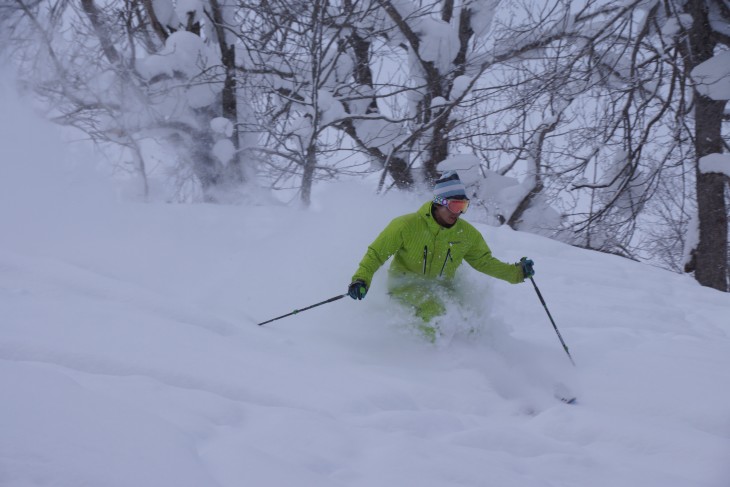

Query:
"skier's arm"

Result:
[[464, 230, 524, 284], [351, 218, 405, 287]]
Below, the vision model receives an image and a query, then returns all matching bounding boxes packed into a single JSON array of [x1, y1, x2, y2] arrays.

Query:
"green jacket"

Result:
[[352, 201, 524, 289]]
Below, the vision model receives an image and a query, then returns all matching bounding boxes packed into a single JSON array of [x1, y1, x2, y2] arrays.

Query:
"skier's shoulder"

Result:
[[389, 203, 429, 227], [384, 212, 416, 231], [453, 216, 477, 232], [453, 218, 486, 242]]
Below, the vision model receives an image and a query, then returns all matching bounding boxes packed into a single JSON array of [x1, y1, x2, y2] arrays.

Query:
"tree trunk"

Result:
[[694, 96, 728, 290], [80, 0, 120, 65], [301, 145, 316, 206], [684, 0, 729, 291], [208, 0, 244, 184], [424, 115, 449, 184], [346, 28, 414, 189]]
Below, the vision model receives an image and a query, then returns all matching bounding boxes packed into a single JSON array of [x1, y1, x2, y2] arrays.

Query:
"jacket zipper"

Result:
[[439, 248, 452, 277], [423, 246, 428, 274]]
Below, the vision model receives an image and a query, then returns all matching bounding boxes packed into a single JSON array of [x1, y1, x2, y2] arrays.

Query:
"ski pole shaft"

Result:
[[257, 294, 347, 326], [530, 277, 576, 367]]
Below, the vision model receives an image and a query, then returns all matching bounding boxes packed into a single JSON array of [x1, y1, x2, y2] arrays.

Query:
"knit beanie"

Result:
[[433, 171, 467, 199]]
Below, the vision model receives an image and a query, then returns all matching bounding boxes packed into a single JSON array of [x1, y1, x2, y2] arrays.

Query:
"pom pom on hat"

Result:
[[433, 171, 467, 199]]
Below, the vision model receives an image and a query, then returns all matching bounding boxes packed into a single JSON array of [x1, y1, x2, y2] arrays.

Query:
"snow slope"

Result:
[[1, 84, 730, 487]]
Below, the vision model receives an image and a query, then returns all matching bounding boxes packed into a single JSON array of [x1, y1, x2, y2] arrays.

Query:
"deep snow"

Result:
[[1, 81, 730, 487]]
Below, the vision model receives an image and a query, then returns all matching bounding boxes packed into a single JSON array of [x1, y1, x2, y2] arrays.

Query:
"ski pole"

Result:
[[529, 277, 576, 367], [257, 294, 347, 326]]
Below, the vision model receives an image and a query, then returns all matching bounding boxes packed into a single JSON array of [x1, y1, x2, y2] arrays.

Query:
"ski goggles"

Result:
[[433, 196, 470, 214]]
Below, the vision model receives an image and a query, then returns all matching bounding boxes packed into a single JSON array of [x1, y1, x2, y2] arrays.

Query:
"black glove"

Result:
[[519, 257, 535, 279], [348, 280, 368, 300]]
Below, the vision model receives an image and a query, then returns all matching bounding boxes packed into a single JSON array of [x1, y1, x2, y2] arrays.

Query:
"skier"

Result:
[[347, 171, 534, 339]]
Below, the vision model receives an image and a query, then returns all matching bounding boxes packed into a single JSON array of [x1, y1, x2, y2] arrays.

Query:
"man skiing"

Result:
[[348, 171, 534, 339]]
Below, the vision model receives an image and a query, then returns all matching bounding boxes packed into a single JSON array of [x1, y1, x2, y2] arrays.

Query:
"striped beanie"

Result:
[[433, 171, 467, 199]]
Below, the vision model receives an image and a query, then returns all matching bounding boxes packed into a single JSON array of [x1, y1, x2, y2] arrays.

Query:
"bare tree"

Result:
[[447, 0, 728, 294], [3, 0, 250, 201]]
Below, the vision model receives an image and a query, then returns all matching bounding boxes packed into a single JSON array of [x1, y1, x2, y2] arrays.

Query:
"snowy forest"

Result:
[[1, 0, 729, 292]]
